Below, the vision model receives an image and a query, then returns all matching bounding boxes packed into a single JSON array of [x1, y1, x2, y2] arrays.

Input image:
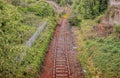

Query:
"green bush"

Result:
[[115, 25, 120, 33], [94, 14, 104, 23], [0, 0, 58, 78], [69, 16, 82, 26], [0, 17, 57, 78], [27, 1, 55, 17], [18, 6, 28, 13], [77, 18, 120, 77], [81, 37, 120, 77], [10, 0, 27, 6], [27, 0, 36, 3], [52, 0, 73, 6], [73, 0, 108, 19]]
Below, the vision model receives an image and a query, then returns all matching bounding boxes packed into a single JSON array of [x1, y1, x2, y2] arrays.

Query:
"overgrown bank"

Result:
[[0, 0, 58, 77], [73, 18, 120, 78], [70, 0, 120, 78]]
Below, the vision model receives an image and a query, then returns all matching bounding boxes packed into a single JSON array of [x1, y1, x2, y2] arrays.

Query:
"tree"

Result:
[[73, 0, 109, 19]]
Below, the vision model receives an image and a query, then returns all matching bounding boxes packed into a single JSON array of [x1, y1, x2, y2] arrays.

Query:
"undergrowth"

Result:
[[73, 16, 120, 78], [0, 0, 58, 77]]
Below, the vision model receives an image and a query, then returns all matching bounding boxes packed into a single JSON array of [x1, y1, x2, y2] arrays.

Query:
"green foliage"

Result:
[[6, 0, 37, 6], [0, 0, 57, 78], [26, 0, 37, 3], [27, 1, 55, 17], [110, 10, 115, 18], [69, 16, 82, 26], [52, 0, 73, 6], [18, 6, 28, 13], [0, 1, 24, 45], [20, 13, 42, 27], [115, 25, 120, 33], [94, 14, 104, 23], [0, 18, 57, 78], [73, 0, 108, 19], [9, 0, 28, 7], [78, 19, 120, 78], [93, 38, 120, 77]]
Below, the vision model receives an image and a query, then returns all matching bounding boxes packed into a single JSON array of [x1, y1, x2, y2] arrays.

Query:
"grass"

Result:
[[0, 0, 58, 78], [73, 16, 120, 78], [0, 17, 57, 78], [115, 25, 120, 33]]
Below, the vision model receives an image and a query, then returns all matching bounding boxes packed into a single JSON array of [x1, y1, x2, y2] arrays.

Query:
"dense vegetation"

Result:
[[1, 0, 120, 78], [74, 19, 120, 78], [73, 0, 108, 19], [71, 0, 120, 78], [69, 0, 108, 27], [0, 0, 58, 77], [52, 0, 72, 6]]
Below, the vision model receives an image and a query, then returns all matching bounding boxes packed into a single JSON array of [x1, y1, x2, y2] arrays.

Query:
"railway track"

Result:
[[40, 7, 84, 78], [53, 19, 71, 78]]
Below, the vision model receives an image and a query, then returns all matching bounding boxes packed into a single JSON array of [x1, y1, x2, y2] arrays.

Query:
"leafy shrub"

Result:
[[18, 6, 28, 13], [11, 0, 22, 6], [76, 19, 120, 77], [0, 17, 57, 78], [69, 16, 82, 26], [52, 0, 73, 6], [0, 1, 58, 78], [73, 0, 108, 19], [94, 14, 104, 23], [115, 25, 120, 33], [27, 1, 55, 17], [27, 0, 36, 3], [20, 13, 42, 27], [0, 1, 26, 45]]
